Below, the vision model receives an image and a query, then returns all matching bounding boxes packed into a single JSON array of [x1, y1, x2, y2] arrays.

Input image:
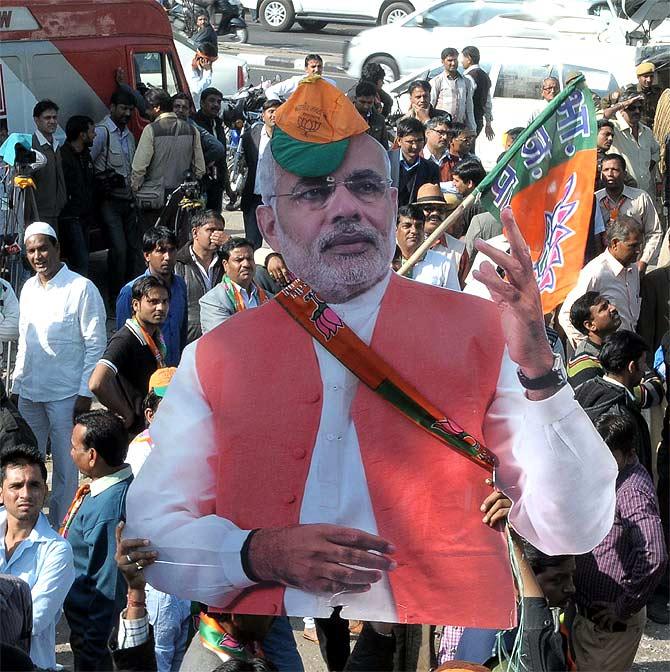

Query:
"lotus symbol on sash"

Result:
[[431, 417, 478, 448], [309, 300, 343, 340], [297, 115, 321, 136]]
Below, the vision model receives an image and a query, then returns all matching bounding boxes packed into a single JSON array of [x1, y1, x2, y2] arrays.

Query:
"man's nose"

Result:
[[329, 182, 362, 216]]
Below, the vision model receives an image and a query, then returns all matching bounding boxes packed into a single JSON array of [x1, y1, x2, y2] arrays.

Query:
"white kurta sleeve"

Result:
[[124, 344, 255, 605], [486, 348, 617, 556]]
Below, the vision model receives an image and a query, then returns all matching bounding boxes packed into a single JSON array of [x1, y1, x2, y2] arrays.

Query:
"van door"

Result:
[[475, 59, 553, 170]]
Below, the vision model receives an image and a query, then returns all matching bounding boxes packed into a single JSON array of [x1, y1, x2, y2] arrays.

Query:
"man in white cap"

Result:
[[12, 222, 106, 527]]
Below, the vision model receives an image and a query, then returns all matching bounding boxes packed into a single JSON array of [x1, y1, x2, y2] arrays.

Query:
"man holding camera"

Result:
[[91, 89, 143, 307]]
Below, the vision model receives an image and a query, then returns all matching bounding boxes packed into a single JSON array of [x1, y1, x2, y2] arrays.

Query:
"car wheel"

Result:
[[365, 55, 399, 82], [260, 0, 295, 31], [380, 1, 413, 25], [297, 20, 328, 32]]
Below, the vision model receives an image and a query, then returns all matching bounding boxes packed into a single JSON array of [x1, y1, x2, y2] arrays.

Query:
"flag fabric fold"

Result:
[[477, 76, 597, 312]]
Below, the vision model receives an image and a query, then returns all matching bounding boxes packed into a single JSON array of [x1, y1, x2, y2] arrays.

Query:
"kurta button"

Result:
[[285, 494, 296, 504], [292, 448, 306, 459]]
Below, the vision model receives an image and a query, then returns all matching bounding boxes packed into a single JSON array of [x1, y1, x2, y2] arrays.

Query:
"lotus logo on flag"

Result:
[[477, 76, 597, 313]]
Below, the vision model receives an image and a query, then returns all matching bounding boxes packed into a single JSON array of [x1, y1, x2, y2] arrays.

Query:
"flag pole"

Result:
[[398, 75, 586, 277]]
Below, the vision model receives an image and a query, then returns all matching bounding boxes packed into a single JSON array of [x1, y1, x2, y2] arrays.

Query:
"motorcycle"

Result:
[[167, 0, 248, 44], [221, 84, 266, 199]]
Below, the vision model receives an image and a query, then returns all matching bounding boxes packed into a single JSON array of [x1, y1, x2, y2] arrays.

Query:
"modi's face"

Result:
[[258, 134, 397, 303]]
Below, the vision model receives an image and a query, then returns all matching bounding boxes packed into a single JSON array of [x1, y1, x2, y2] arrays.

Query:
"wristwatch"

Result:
[[517, 353, 567, 390]]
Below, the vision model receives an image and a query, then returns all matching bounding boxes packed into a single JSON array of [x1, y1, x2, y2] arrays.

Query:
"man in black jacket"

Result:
[[193, 87, 235, 212], [460, 46, 494, 140], [60, 115, 96, 276], [240, 99, 278, 249], [353, 81, 388, 150], [174, 209, 228, 342], [389, 117, 440, 208], [575, 330, 654, 475]]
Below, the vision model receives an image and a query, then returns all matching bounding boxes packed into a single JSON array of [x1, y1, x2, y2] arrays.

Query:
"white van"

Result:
[[384, 42, 633, 170]]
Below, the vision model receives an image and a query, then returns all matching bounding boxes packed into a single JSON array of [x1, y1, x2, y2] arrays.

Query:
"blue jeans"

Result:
[[145, 587, 191, 672], [263, 617, 304, 672]]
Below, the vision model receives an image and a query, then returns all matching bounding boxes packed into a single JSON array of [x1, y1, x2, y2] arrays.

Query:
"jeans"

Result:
[[263, 616, 304, 672], [59, 216, 90, 277], [100, 198, 142, 302], [18, 395, 78, 528], [145, 587, 191, 672]]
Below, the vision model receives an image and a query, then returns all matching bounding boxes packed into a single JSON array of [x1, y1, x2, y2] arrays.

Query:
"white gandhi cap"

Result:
[[24, 221, 58, 243]]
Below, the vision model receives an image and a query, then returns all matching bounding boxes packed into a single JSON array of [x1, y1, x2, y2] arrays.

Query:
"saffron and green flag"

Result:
[[475, 75, 597, 313]]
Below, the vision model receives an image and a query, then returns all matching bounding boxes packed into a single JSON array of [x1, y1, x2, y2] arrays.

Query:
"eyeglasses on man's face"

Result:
[[270, 172, 392, 210]]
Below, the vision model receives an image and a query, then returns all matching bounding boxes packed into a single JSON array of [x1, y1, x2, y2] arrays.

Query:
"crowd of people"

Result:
[[0, 31, 669, 672]]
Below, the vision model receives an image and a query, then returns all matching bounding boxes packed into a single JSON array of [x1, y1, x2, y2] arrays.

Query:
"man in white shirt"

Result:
[[126, 78, 616, 635], [265, 53, 336, 102], [0, 278, 19, 358], [559, 216, 643, 347], [13, 222, 106, 527], [429, 48, 475, 131], [595, 153, 662, 271], [0, 445, 75, 669], [394, 204, 460, 291]]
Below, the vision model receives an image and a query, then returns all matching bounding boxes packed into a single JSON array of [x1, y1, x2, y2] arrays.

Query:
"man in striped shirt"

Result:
[[573, 414, 667, 671]]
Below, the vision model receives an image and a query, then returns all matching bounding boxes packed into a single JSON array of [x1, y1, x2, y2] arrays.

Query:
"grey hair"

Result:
[[607, 214, 642, 245], [425, 115, 451, 130], [257, 137, 392, 209]]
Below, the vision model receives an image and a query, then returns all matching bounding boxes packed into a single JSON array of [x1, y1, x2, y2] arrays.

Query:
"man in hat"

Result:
[[635, 61, 663, 131], [126, 76, 617, 636], [413, 183, 468, 287], [13, 222, 106, 528]]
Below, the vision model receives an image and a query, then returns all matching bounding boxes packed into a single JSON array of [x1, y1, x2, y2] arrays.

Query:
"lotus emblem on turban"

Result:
[[297, 114, 322, 136]]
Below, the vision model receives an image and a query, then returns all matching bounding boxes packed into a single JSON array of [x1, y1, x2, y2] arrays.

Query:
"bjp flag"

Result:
[[477, 76, 597, 313]]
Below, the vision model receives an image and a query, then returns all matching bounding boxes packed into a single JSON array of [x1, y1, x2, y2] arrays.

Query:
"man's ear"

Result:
[[256, 204, 281, 252]]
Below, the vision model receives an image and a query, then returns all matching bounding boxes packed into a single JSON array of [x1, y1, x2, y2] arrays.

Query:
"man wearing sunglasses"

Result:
[[125, 77, 617, 655], [604, 86, 660, 199]]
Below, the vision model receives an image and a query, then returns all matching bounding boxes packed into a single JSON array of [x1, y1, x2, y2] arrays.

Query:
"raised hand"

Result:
[[473, 207, 556, 399]]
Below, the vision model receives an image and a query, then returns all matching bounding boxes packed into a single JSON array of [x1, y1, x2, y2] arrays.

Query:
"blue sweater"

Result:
[[115, 270, 188, 366], [64, 470, 133, 669]]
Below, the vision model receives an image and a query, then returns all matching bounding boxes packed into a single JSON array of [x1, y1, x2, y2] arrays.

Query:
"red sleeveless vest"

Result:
[[196, 274, 516, 627]]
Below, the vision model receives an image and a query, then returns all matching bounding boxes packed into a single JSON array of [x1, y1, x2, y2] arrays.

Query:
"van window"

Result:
[[133, 52, 179, 95], [561, 65, 617, 97], [494, 62, 553, 99]]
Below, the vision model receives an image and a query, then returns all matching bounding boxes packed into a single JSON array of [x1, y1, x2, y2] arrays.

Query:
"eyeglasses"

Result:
[[542, 85, 559, 92], [428, 128, 450, 136], [270, 174, 392, 210]]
